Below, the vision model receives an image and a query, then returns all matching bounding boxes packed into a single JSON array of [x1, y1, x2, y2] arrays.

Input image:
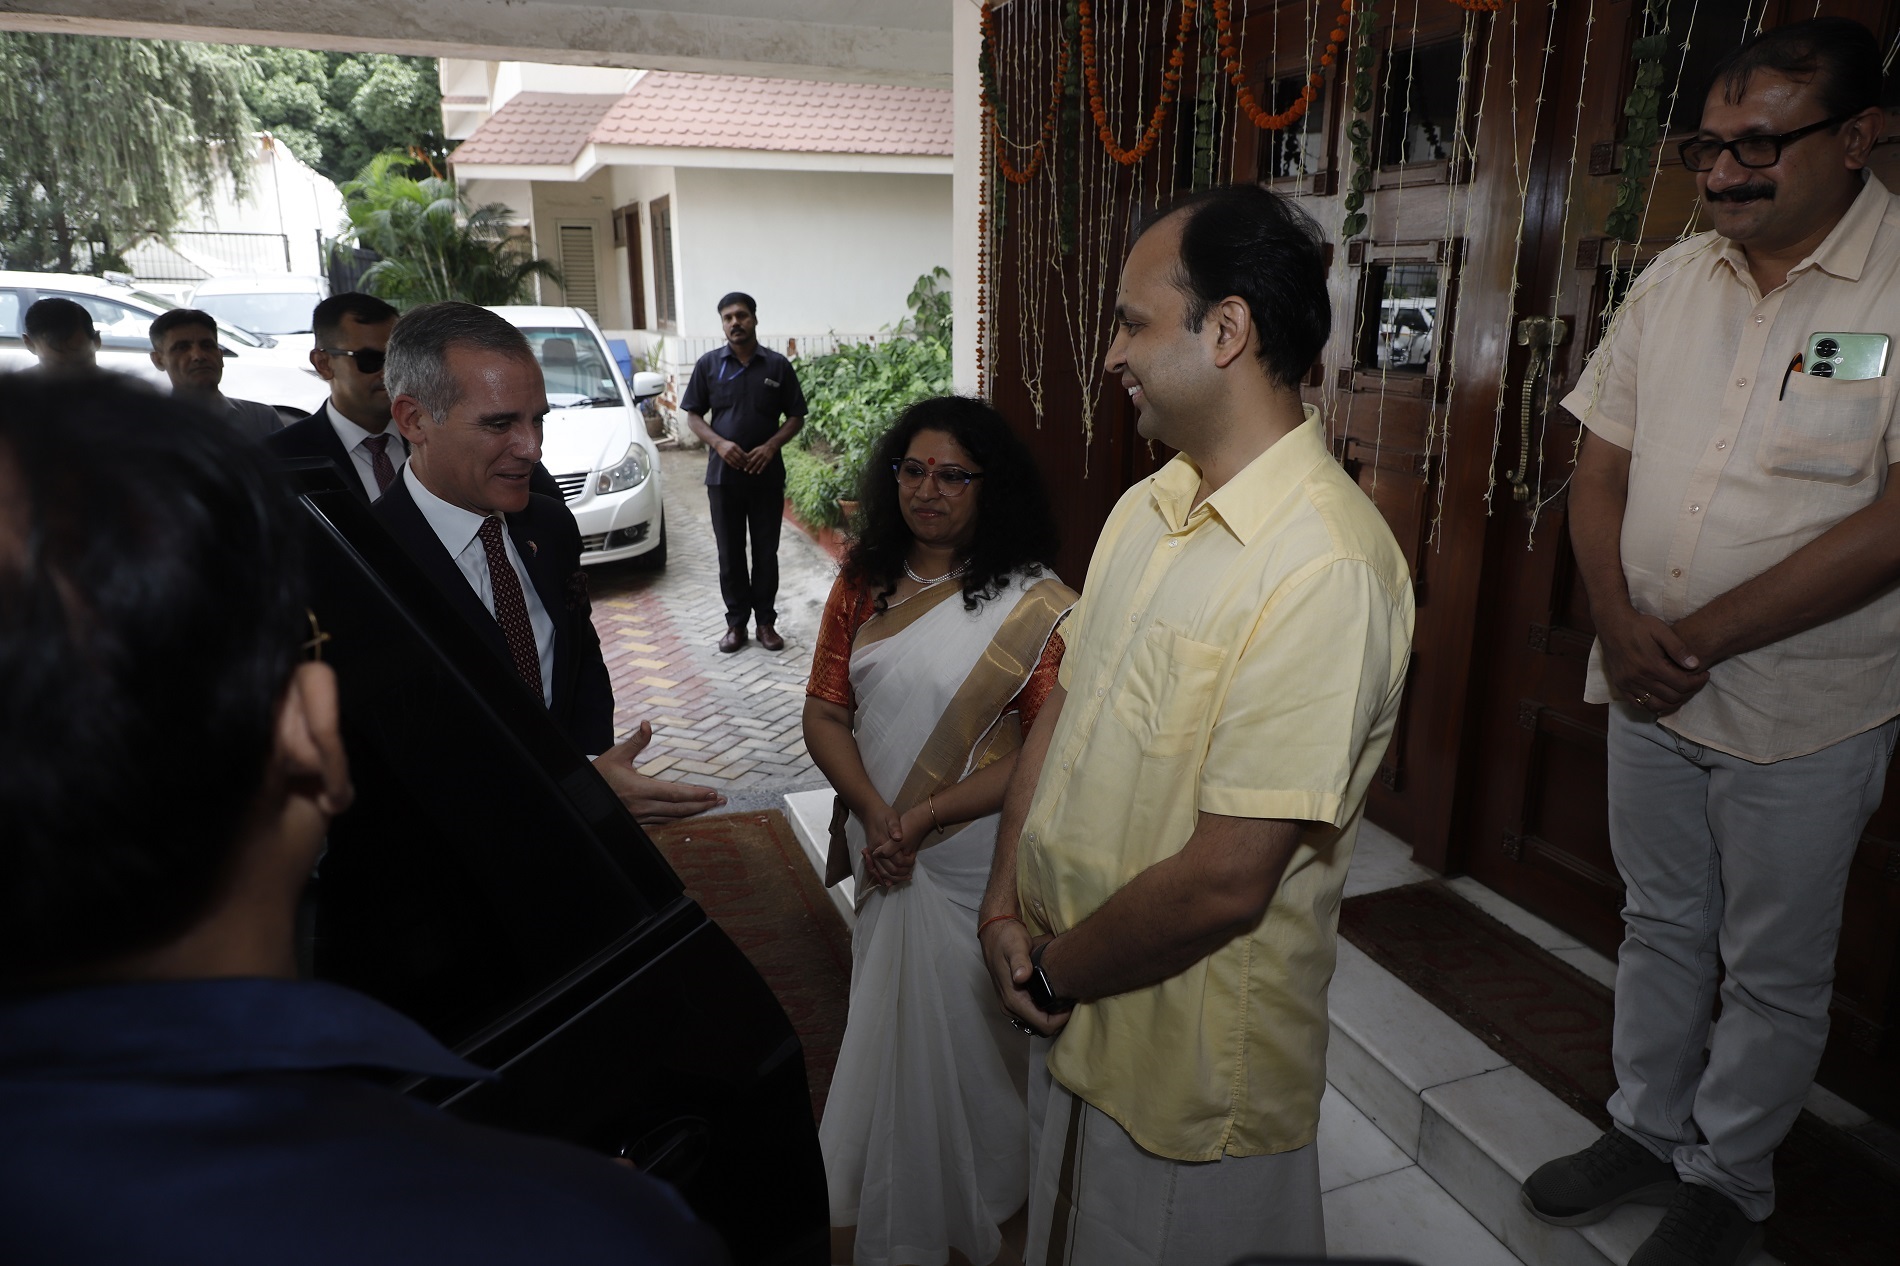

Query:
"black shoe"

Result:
[[719, 626, 747, 653], [1521, 1129, 1680, 1226], [755, 623, 784, 652], [1629, 1182, 1762, 1266]]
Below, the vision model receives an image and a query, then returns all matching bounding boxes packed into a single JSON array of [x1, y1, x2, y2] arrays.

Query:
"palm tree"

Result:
[[341, 152, 561, 306]]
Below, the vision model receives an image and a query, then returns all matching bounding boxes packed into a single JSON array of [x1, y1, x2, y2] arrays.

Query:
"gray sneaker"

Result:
[[1521, 1128, 1680, 1226], [1629, 1182, 1763, 1266]]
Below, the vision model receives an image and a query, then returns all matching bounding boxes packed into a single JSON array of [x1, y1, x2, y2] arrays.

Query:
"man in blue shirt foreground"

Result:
[[0, 373, 726, 1265]]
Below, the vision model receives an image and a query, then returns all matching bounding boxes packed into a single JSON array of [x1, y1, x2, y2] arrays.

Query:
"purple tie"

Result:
[[363, 433, 396, 497], [478, 516, 543, 697]]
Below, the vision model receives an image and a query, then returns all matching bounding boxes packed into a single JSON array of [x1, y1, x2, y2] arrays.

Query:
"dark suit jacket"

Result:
[[373, 475, 615, 755], [268, 403, 566, 506]]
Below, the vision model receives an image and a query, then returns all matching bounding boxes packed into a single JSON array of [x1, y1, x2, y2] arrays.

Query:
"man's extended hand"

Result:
[[1597, 605, 1708, 714], [592, 722, 725, 822], [979, 919, 1070, 1038]]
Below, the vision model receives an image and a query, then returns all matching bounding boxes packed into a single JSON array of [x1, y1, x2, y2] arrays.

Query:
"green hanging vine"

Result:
[[1605, 0, 1671, 243], [1342, 0, 1381, 239]]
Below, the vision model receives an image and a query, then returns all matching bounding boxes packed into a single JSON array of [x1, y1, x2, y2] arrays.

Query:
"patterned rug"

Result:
[[1339, 881, 1900, 1266], [647, 809, 852, 1122]]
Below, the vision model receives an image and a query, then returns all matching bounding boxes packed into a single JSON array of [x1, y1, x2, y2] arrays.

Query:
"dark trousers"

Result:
[[707, 481, 783, 629]]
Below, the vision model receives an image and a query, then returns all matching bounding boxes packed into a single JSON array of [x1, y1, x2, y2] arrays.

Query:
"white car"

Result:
[[488, 305, 666, 569], [0, 270, 329, 414], [191, 274, 329, 338]]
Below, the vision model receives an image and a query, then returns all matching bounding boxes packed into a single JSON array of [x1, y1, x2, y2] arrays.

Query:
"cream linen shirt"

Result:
[[1017, 409, 1415, 1161], [1564, 174, 1900, 762]]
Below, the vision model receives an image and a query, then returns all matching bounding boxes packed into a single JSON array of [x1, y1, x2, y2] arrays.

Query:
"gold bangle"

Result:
[[927, 793, 944, 835]]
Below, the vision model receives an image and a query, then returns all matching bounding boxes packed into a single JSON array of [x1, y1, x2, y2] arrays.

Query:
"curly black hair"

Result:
[[842, 395, 1059, 612]]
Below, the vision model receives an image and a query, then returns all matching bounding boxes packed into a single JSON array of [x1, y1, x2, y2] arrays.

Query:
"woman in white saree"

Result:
[[804, 398, 1073, 1266]]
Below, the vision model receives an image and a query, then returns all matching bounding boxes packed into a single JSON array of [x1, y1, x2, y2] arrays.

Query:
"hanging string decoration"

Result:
[[1605, 0, 1672, 242], [1341, 0, 1381, 238], [1076, 0, 1198, 166], [1213, 0, 1353, 132], [982, 1, 1071, 184]]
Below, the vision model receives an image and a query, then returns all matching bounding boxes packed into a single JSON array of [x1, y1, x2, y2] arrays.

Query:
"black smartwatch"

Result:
[[1026, 941, 1076, 1015]]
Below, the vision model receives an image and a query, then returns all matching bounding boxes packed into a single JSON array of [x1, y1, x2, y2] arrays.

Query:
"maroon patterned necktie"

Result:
[[362, 433, 396, 496], [477, 516, 543, 697]]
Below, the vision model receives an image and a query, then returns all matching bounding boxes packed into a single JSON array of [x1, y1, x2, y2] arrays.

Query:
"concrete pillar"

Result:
[[950, 0, 982, 396]]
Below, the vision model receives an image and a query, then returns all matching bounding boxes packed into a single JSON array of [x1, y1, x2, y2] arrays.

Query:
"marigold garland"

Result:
[[1077, 0, 1201, 166], [1213, 0, 1355, 131], [981, 3, 1072, 185]]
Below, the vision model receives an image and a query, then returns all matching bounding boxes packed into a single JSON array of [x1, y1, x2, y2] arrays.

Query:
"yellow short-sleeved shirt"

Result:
[[1018, 409, 1415, 1162]]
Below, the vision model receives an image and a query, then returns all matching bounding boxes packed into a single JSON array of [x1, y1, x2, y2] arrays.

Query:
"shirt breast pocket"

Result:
[[1757, 371, 1897, 486], [1110, 624, 1227, 759]]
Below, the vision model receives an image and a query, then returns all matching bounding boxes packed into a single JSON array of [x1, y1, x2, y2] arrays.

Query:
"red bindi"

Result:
[[926, 457, 936, 465]]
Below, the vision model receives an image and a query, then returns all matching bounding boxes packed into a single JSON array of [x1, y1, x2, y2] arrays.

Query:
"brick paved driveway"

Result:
[[586, 447, 837, 805]]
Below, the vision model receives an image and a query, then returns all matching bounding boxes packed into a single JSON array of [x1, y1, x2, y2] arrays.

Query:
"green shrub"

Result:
[[787, 269, 953, 530]]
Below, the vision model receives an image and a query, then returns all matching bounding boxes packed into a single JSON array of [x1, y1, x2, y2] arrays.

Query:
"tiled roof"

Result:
[[451, 73, 953, 168], [448, 93, 623, 166]]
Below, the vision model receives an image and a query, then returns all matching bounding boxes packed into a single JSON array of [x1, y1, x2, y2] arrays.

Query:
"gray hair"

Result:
[[384, 301, 536, 419]]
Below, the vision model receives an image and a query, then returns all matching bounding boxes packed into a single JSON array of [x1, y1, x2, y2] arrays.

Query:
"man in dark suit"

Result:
[[268, 293, 403, 503], [378, 301, 719, 824]]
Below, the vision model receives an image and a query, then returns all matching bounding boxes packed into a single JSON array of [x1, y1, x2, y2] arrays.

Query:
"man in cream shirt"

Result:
[[978, 184, 1414, 1264]]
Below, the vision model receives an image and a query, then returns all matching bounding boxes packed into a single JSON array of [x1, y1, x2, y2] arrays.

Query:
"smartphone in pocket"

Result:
[[1804, 332, 1891, 380]]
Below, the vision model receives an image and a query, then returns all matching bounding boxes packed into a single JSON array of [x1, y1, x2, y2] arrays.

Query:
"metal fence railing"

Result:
[[127, 231, 294, 287]]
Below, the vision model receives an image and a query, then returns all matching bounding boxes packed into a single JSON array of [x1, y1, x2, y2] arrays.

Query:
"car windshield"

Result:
[[126, 288, 270, 349], [196, 292, 316, 336], [519, 327, 623, 407]]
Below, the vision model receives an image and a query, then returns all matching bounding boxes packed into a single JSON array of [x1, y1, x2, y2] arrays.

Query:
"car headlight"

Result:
[[596, 444, 651, 495]]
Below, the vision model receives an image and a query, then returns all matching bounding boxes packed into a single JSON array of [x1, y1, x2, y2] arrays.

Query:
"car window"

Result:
[[120, 288, 268, 349], [51, 293, 153, 350], [197, 292, 317, 337], [518, 326, 624, 407], [0, 290, 20, 338]]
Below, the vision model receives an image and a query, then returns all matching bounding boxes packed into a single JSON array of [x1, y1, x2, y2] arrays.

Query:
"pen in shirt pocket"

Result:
[[1778, 351, 1804, 400]]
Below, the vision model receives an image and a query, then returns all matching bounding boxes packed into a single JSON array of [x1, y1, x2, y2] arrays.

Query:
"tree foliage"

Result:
[[784, 270, 955, 530], [238, 48, 446, 186], [0, 33, 256, 272], [342, 152, 561, 308]]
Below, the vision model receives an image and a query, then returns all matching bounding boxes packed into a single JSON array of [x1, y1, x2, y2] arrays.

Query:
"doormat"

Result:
[[647, 809, 851, 1122], [1339, 881, 1900, 1266]]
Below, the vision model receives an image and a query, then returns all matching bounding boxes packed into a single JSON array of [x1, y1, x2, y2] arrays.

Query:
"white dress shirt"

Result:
[[326, 402, 409, 502], [402, 464, 555, 707]]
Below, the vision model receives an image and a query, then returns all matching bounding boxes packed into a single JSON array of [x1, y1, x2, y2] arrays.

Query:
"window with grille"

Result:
[[557, 223, 600, 321], [650, 196, 678, 331]]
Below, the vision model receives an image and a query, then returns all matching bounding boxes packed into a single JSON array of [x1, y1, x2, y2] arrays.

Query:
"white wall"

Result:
[[462, 178, 536, 225], [672, 166, 951, 339], [180, 135, 348, 276], [951, 0, 981, 395]]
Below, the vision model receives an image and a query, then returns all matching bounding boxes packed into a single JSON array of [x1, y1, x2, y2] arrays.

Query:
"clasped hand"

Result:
[[978, 919, 1071, 1038], [1598, 605, 1707, 715], [855, 798, 937, 889], [717, 438, 777, 476]]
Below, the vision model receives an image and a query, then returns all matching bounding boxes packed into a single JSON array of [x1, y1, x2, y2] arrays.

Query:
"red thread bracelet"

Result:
[[976, 913, 1023, 940]]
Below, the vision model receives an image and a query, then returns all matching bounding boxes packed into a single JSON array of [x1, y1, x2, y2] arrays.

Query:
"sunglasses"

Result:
[[892, 459, 985, 497], [322, 346, 386, 374], [1677, 114, 1849, 172]]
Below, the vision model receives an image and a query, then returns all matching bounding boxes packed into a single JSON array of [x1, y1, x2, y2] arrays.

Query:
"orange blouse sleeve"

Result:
[[806, 576, 876, 710], [1009, 626, 1067, 732]]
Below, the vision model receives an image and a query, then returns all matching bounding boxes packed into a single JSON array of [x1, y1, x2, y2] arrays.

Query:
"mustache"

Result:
[[1707, 183, 1776, 203]]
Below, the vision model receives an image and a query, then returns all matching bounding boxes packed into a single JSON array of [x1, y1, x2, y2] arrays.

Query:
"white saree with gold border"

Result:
[[819, 571, 1074, 1266]]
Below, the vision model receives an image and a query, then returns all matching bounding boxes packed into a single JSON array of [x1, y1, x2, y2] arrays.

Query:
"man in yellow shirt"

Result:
[[978, 184, 1415, 1264]]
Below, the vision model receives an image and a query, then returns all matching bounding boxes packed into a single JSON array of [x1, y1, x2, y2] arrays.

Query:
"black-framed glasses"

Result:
[[322, 346, 387, 373], [892, 458, 985, 497], [1677, 114, 1849, 172]]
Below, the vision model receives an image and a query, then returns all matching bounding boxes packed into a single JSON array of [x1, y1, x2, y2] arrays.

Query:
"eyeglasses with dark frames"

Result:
[[321, 346, 387, 374], [892, 459, 985, 497], [1677, 114, 1851, 172]]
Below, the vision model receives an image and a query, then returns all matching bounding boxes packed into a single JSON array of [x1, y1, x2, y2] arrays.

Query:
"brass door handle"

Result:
[[1507, 317, 1569, 502]]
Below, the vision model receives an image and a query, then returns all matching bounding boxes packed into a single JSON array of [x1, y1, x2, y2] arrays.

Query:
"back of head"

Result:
[[149, 307, 218, 349], [385, 300, 534, 419], [23, 297, 94, 345], [312, 292, 400, 346], [1139, 184, 1331, 390], [0, 374, 306, 983], [845, 394, 1058, 608], [1708, 17, 1882, 117]]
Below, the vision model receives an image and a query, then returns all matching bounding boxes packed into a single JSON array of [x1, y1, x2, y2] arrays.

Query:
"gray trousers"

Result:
[[1023, 1041, 1324, 1265], [1605, 704, 1896, 1220]]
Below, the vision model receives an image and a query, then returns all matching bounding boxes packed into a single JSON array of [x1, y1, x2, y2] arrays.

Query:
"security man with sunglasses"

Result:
[[269, 293, 406, 504], [1522, 21, 1900, 1266]]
